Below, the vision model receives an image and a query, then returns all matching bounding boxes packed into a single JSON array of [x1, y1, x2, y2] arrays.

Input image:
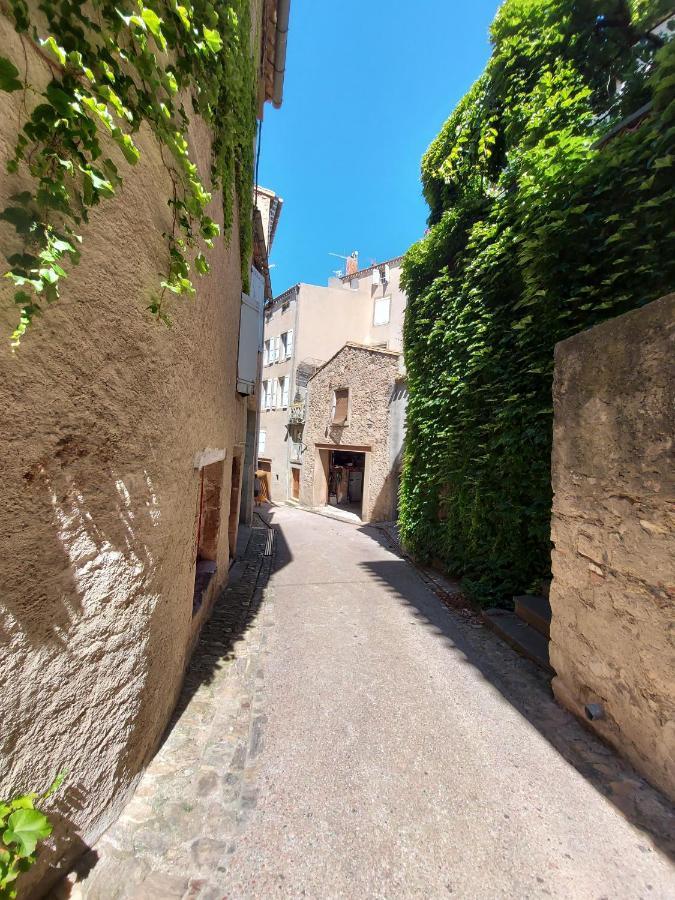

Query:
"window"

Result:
[[262, 380, 270, 410], [279, 376, 289, 408], [373, 295, 391, 326], [332, 388, 349, 425], [263, 339, 270, 366], [237, 276, 264, 395], [270, 377, 279, 408], [280, 332, 288, 358], [258, 430, 266, 455], [285, 329, 293, 359]]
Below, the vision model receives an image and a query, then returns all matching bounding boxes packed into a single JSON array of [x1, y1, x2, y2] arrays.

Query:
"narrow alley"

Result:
[[64, 506, 674, 900]]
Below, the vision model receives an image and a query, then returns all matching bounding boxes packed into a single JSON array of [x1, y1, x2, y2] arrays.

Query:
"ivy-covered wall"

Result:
[[400, 0, 675, 605]]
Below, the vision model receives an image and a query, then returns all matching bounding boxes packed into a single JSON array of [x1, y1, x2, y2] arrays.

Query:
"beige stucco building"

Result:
[[259, 256, 408, 507], [0, 1, 288, 894], [299, 343, 407, 523]]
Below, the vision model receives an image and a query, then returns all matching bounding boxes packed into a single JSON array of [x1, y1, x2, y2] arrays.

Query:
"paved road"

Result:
[[219, 507, 674, 898], [67, 505, 674, 900]]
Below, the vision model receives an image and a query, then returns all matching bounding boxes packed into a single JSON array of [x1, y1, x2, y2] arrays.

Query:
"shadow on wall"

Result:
[[0, 440, 193, 896], [369, 470, 398, 524], [2, 436, 162, 646], [357, 525, 675, 862]]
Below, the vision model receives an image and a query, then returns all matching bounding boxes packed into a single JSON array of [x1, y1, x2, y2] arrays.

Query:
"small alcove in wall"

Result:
[[193, 457, 225, 615]]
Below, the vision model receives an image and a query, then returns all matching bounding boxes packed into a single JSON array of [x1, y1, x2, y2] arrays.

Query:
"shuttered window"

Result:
[[280, 376, 289, 408], [332, 388, 349, 425], [373, 295, 391, 326]]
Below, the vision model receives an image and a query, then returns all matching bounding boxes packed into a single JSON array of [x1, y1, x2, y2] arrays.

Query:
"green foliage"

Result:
[[401, 0, 675, 605], [0, 0, 257, 345], [0, 773, 64, 899]]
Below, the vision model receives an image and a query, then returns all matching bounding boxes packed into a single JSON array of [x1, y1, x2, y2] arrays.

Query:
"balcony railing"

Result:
[[288, 399, 306, 424]]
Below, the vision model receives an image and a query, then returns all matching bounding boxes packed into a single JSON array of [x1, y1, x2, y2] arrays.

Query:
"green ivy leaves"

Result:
[[0, 0, 256, 344], [0, 57, 22, 92], [401, 0, 675, 605], [0, 773, 64, 899], [2, 809, 52, 858]]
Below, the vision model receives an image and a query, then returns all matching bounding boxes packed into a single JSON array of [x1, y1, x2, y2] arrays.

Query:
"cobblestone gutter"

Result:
[[53, 525, 276, 900]]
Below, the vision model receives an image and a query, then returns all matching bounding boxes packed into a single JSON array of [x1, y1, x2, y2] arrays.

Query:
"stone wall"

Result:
[[0, 4, 263, 894], [549, 294, 675, 801], [300, 344, 400, 522]]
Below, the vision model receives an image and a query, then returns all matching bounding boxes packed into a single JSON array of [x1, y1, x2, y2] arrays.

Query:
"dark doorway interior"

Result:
[[328, 450, 365, 518], [193, 460, 225, 615], [228, 455, 242, 559]]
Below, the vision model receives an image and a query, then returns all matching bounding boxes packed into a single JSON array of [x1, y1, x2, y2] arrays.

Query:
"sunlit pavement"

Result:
[[63, 506, 674, 899]]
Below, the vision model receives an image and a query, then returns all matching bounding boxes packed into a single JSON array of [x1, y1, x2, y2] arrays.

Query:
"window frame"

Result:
[[331, 387, 350, 426], [373, 294, 391, 327]]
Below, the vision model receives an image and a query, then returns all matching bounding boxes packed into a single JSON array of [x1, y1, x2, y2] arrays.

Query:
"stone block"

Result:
[[549, 294, 675, 801]]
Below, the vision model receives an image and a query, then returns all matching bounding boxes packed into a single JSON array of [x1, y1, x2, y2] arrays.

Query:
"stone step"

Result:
[[482, 609, 553, 674], [514, 594, 552, 638]]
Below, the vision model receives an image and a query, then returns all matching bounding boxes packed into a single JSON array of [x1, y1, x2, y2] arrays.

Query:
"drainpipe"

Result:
[[272, 0, 290, 108]]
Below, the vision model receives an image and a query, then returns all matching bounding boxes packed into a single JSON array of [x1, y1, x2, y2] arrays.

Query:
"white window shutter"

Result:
[[281, 377, 289, 408], [373, 295, 391, 326], [259, 430, 266, 454], [286, 329, 293, 359], [263, 340, 269, 366], [237, 291, 261, 394]]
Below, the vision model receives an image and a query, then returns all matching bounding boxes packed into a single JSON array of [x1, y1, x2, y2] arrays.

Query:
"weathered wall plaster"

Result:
[[549, 293, 675, 801], [300, 344, 401, 522], [0, 5, 262, 893]]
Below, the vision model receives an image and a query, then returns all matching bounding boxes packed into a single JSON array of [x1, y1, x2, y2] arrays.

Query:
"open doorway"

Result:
[[228, 454, 242, 558], [328, 449, 365, 519], [193, 459, 225, 614]]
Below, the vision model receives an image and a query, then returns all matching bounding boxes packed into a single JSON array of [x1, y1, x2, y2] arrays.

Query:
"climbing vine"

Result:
[[400, 0, 674, 605], [0, 0, 256, 345], [0, 773, 63, 898]]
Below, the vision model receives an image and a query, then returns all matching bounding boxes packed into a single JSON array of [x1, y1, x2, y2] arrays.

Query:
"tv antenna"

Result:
[[328, 250, 359, 277]]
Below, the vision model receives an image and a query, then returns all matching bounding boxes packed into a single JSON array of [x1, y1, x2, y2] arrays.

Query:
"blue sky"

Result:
[[258, 0, 499, 295]]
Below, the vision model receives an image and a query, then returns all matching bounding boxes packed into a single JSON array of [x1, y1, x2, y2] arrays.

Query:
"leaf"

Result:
[[40, 37, 67, 66], [141, 8, 167, 50], [112, 129, 140, 165], [202, 26, 223, 54], [0, 56, 22, 92], [40, 772, 66, 800], [174, 4, 191, 28], [2, 809, 52, 856]]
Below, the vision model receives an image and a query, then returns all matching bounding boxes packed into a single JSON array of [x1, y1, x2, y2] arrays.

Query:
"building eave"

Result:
[[308, 342, 402, 382], [339, 254, 405, 283]]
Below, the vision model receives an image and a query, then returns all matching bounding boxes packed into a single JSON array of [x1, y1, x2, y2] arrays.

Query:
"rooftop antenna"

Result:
[[328, 250, 359, 276]]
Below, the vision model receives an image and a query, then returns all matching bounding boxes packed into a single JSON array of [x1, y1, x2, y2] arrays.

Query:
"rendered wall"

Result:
[[549, 294, 675, 801], [300, 345, 400, 522], [0, 6, 259, 893]]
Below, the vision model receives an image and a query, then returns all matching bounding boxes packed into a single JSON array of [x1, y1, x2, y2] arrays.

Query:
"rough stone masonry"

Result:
[[549, 293, 675, 801]]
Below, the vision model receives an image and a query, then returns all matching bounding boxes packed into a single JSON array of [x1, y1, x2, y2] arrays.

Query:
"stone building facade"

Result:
[[259, 256, 407, 503], [0, 1, 288, 894], [549, 293, 675, 801], [300, 344, 405, 523]]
